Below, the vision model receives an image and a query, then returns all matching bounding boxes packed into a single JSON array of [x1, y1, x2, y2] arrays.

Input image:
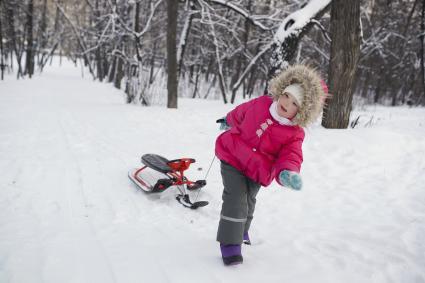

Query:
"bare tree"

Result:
[[322, 0, 361, 128], [0, 0, 5, 80], [419, 0, 425, 104], [24, 0, 34, 77], [167, 0, 178, 108], [1, 0, 422, 108], [5, 0, 24, 78], [231, 0, 331, 95]]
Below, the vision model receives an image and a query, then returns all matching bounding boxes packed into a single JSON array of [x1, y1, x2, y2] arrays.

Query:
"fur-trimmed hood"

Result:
[[269, 65, 327, 127]]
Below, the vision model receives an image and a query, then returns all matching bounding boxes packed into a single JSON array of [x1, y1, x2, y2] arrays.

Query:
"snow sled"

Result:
[[128, 154, 209, 209]]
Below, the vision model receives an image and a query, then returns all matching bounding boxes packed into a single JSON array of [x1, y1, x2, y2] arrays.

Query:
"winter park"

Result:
[[1, 0, 425, 282]]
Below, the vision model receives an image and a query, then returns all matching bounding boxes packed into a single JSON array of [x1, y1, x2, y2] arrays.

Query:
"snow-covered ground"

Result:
[[1, 60, 425, 283]]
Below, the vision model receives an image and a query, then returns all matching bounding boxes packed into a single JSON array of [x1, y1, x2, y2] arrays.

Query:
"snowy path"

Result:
[[1, 61, 425, 283]]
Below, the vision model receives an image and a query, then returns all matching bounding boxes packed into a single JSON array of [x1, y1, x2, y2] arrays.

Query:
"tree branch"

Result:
[[202, 0, 273, 31]]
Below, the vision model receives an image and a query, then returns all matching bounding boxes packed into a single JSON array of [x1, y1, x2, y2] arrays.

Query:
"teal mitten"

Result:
[[279, 170, 303, 190], [218, 117, 230, 131]]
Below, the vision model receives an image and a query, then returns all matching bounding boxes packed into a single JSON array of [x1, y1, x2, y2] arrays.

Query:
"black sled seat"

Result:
[[141, 154, 172, 173]]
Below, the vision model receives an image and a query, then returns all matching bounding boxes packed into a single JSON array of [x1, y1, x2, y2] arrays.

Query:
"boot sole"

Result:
[[222, 255, 243, 266]]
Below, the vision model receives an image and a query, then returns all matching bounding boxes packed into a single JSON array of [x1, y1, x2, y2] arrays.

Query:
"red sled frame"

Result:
[[132, 158, 206, 192], [129, 155, 208, 209]]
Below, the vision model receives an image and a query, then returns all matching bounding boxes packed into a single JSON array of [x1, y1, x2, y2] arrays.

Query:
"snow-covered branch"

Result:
[[177, 4, 198, 70], [273, 0, 331, 44]]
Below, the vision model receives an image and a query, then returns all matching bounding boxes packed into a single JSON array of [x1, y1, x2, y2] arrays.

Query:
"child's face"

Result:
[[277, 93, 299, 119]]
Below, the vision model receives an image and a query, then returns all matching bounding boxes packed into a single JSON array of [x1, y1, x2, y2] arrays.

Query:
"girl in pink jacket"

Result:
[[216, 65, 328, 265]]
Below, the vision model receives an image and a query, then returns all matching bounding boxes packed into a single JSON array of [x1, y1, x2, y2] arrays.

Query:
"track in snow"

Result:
[[1, 61, 425, 283]]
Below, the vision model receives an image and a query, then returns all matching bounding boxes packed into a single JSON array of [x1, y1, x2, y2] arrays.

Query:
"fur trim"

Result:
[[269, 65, 326, 127]]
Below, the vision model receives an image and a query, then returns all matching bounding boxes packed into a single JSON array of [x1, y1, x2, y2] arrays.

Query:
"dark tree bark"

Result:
[[37, 0, 48, 66], [374, 72, 384, 104], [95, 49, 104, 81], [134, 1, 143, 62], [267, 2, 331, 80], [6, 1, 23, 78], [192, 65, 200, 98], [205, 57, 213, 82], [322, 0, 361, 129], [217, 64, 228, 104], [0, 1, 4, 80], [361, 73, 370, 98], [167, 0, 178, 108], [149, 40, 157, 84], [108, 55, 117, 83], [419, 0, 425, 104], [94, 0, 104, 81], [24, 0, 34, 77], [114, 55, 124, 90]]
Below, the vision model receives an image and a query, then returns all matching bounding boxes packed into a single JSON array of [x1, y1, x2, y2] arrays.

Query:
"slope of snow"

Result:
[[1, 60, 425, 283]]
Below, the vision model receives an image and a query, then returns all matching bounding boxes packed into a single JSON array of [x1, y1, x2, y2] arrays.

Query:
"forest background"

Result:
[[1, 0, 424, 127]]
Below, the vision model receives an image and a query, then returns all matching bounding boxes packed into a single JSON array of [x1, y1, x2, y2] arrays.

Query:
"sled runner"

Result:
[[128, 154, 209, 209]]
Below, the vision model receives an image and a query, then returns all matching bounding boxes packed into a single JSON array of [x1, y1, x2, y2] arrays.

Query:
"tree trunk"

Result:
[[217, 67, 228, 104], [0, 2, 4, 80], [149, 40, 157, 84], [391, 86, 398, 106], [95, 48, 104, 81], [134, 1, 143, 62], [374, 73, 383, 104], [37, 0, 48, 66], [167, 0, 178, 108], [7, 2, 24, 78], [52, 0, 62, 68], [205, 57, 213, 82], [361, 71, 370, 98], [24, 0, 34, 78], [94, 0, 104, 81], [419, 0, 425, 105], [114, 55, 124, 89], [192, 65, 200, 98], [108, 55, 117, 83], [321, 0, 361, 129]]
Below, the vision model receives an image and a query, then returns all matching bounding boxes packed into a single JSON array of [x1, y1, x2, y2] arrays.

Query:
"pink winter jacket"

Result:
[[215, 95, 304, 187]]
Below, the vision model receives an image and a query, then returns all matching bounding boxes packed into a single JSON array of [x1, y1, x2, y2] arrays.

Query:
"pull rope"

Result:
[[194, 155, 216, 202]]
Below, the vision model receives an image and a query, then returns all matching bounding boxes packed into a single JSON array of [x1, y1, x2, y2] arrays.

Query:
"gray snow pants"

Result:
[[217, 161, 261, 245]]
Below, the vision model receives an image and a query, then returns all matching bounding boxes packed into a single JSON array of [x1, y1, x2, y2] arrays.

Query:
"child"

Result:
[[215, 64, 328, 265]]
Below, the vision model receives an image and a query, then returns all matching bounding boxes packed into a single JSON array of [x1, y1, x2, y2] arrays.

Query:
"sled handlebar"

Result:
[[167, 158, 196, 172], [168, 158, 196, 164]]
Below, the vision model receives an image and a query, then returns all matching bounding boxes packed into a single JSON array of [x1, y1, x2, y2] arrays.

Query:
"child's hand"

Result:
[[217, 117, 230, 131], [279, 170, 302, 190]]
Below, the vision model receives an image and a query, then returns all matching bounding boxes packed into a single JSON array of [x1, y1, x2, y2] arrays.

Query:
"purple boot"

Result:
[[220, 244, 243, 265], [243, 232, 251, 245]]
